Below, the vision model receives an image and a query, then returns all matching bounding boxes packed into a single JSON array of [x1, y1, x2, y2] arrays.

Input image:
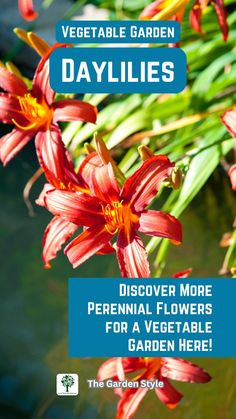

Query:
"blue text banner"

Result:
[[68, 278, 236, 357], [56, 20, 180, 44], [49, 47, 186, 94]]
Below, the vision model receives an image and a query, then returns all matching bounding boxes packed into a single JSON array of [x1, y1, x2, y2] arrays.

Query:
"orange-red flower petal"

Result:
[[0, 127, 36, 166], [139, 0, 163, 19], [91, 163, 120, 203], [65, 225, 113, 268], [221, 109, 236, 137], [32, 59, 54, 104], [98, 358, 120, 381], [0, 66, 28, 96], [36, 183, 54, 206], [116, 387, 149, 419], [121, 155, 174, 212], [172, 268, 192, 278], [213, 0, 229, 41], [138, 210, 182, 243], [161, 357, 211, 383], [116, 230, 150, 278], [98, 357, 146, 381], [42, 216, 77, 268], [53, 100, 97, 124], [190, 0, 228, 41], [44, 190, 104, 226], [228, 164, 236, 191], [35, 125, 70, 181], [78, 152, 103, 189], [155, 376, 183, 408], [36, 129, 88, 193], [18, 0, 38, 21], [190, 0, 205, 34], [0, 93, 29, 125]]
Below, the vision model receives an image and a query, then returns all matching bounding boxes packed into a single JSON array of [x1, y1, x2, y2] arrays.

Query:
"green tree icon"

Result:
[[61, 374, 75, 392]]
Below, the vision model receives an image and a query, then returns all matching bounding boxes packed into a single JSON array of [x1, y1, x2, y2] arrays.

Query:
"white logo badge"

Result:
[[56, 373, 79, 396]]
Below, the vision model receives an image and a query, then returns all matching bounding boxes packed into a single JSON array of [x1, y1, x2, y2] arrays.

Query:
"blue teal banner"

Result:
[[68, 278, 236, 357], [56, 20, 180, 44], [49, 47, 186, 93]]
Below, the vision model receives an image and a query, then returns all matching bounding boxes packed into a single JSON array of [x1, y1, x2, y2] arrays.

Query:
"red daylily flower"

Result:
[[18, 0, 38, 21], [98, 357, 211, 419], [140, 0, 228, 41], [221, 109, 236, 137], [40, 154, 182, 277], [228, 164, 236, 191], [36, 151, 115, 268], [0, 55, 97, 178]]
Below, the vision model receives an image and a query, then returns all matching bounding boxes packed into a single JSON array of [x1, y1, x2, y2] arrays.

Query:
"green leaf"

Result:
[[172, 138, 233, 218], [192, 52, 236, 96]]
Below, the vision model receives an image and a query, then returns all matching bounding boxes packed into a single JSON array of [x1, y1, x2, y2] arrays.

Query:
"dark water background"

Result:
[[0, 143, 236, 419]]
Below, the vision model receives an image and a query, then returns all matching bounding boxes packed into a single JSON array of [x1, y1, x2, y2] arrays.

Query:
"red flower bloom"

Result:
[[228, 164, 236, 191], [98, 357, 211, 419], [0, 55, 97, 179], [18, 0, 38, 21], [36, 151, 115, 268], [140, 0, 228, 41], [40, 154, 182, 277], [221, 109, 236, 137]]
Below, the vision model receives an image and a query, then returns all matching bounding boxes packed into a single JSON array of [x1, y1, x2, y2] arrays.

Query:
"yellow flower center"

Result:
[[13, 93, 52, 130], [145, 357, 163, 375], [102, 201, 138, 235], [132, 358, 163, 382]]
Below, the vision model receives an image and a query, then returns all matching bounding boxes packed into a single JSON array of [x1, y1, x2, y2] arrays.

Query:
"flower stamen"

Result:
[[102, 201, 126, 235], [19, 93, 46, 119], [12, 93, 52, 131], [12, 118, 38, 130]]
